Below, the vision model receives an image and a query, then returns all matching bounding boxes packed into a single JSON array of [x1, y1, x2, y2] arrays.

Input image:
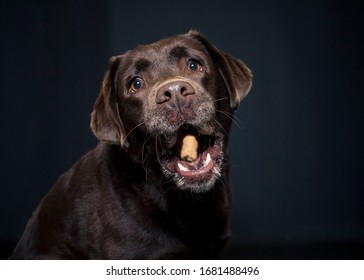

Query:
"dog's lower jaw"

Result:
[[161, 146, 224, 193], [163, 164, 222, 193]]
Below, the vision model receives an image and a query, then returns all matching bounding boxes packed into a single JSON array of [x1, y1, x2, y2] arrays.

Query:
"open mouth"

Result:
[[161, 125, 223, 187]]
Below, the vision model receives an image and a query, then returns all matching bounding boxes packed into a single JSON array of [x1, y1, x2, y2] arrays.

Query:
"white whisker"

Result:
[[122, 121, 146, 144], [140, 133, 152, 177], [213, 118, 228, 135], [212, 96, 229, 103], [215, 109, 243, 131]]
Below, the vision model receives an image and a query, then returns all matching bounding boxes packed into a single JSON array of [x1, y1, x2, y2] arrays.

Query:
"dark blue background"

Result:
[[1, 0, 363, 259]]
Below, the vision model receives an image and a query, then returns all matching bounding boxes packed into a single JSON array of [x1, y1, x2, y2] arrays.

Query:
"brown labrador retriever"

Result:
[[11, 31, 252, 259]]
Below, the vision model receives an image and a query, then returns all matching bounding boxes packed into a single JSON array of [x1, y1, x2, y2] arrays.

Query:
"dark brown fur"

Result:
[[11, 31, 252, 259]]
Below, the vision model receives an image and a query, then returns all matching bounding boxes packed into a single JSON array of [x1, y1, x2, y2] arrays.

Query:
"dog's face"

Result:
[[91, 31, 252, 192]]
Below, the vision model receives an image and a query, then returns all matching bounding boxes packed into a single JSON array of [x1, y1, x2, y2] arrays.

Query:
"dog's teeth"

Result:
[[177, 163, 189, 172], [204, 153, 212, 167]]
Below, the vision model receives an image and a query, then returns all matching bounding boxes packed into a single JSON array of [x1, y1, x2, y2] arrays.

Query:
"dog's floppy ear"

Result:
[[187, 30, 252, 111], [90, 55, 128, 148]]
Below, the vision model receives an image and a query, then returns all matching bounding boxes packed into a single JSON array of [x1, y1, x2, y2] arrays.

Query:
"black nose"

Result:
[[156, 81, 195, 108]]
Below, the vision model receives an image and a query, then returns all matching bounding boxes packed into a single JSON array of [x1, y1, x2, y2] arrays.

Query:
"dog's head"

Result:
[[91, 31, 252, 192]]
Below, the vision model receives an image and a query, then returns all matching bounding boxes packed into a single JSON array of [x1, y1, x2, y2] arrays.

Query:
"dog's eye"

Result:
[[188, 60, 203, 72], [129, 78, 144, 93]]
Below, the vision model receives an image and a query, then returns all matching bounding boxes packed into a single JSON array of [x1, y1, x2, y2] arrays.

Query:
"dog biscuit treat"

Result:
[[181, 135, 198, 162]]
